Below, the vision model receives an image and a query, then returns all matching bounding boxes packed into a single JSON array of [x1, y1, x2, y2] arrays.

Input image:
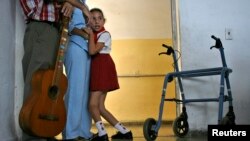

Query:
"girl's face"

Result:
[[90, 11, 105, 32]]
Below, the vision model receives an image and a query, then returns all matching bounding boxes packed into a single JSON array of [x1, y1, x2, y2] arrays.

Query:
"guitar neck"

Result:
[[53, 16, 70, 85]]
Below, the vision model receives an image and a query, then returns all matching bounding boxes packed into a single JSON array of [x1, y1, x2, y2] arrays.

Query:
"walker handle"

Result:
[[211, 35, 219, 41], [160, 44, 174, 55], [210, 35, 223, 49], [162, 44, 172, 48]]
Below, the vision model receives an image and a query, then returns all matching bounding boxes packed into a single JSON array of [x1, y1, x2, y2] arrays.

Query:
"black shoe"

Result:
[[75, 136, 90, 141], [61, 137, 89, 141], [47, 138, 59, 141], [111, 131, 133, 140], [91, 134, 109, 141]]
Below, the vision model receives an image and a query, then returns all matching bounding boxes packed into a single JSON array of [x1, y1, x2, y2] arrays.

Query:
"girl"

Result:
[[86, 8, 133, 141]]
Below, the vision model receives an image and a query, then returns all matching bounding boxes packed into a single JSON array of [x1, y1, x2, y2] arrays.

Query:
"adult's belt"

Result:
[[27, 19, 59, 28]]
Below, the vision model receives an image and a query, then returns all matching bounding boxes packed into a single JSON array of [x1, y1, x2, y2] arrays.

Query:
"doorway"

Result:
[[87, 0, 176, 123]]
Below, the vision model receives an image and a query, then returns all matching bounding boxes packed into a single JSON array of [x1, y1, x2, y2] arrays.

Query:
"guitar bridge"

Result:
[[39, 114, 59, 121]]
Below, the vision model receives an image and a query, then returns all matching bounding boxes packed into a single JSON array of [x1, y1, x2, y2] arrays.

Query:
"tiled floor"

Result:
[[104, 123, 207, 141], [55, 123, 207, 141]]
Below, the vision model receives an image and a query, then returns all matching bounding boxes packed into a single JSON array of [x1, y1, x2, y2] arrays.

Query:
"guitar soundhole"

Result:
[[49, 85, 58, 100]]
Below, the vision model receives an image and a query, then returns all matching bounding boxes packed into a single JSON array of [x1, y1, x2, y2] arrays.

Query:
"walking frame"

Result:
[[143, 35, 236, 140]]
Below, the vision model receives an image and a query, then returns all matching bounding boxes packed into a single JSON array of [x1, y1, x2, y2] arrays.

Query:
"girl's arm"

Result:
[[86, 28, 105, 55]]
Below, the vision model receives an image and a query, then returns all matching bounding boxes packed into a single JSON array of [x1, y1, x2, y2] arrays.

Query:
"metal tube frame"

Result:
[[154, 45, 233, 133]]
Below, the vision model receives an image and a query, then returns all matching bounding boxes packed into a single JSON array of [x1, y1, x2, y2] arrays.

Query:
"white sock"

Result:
[[96, 121, 107, 136], [114, 122, 130, 134]]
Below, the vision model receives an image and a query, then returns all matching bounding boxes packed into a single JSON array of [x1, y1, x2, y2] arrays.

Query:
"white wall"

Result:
[[0, 0, 21, 140], [15, 1, 26, 140], [177, 0, 250, 131]]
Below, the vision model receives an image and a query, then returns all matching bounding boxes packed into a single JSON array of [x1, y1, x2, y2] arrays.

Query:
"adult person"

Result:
[[62, 0, 93, 140], [19, 0, 90, 140]]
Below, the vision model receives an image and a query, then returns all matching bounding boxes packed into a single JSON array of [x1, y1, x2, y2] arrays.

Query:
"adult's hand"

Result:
[[65, 0, 91, 23], [61, 2, 74, 17]]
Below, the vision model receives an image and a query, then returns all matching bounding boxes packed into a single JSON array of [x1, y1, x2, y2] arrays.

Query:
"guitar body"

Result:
[[19, 69, 67, 137]]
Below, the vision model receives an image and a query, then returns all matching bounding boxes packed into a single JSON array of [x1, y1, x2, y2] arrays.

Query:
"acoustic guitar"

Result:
[[19, 16, 69, 137]]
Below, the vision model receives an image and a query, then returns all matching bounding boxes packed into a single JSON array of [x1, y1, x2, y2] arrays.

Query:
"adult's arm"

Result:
[[57, 0, 90, 21]]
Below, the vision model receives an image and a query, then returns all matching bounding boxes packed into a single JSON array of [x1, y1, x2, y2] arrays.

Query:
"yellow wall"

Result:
[[107, 39, 176, 122], [87, 0, 175, 122], [87, 0, 172, 39]]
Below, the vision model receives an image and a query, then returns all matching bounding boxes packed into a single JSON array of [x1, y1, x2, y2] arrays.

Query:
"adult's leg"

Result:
[[22, 22, 59, 100], [63, 44, 92, 139], [79, 50, 92, 138], [21, 22, 59, 141]]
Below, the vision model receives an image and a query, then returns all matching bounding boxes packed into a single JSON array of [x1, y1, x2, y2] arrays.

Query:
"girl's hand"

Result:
[[83, 27, 93, 35]]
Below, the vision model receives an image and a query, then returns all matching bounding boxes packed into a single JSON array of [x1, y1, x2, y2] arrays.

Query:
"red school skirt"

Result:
[[90, 53, 120, 92]]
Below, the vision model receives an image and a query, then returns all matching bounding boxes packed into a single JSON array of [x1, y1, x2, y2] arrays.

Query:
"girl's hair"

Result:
[[90, 8, 105, 18]]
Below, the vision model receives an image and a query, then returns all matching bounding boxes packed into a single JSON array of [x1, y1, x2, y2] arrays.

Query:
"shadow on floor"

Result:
[[55, 122, 207, 141], [104, 123, 207, 141]]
